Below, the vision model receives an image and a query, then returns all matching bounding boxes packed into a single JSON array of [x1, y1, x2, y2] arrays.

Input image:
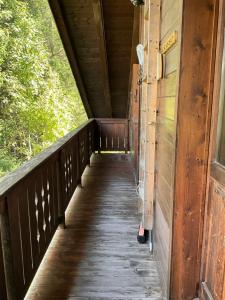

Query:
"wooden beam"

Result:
[[143, 0, 160, 230], [170, 0, 219, 299], [127, 7, 140, 118], [48, 0, 93, 118], [91, 0, 112, 117]]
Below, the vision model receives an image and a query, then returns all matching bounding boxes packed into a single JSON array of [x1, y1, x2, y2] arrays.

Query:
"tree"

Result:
[[0, 0, 87, 176]]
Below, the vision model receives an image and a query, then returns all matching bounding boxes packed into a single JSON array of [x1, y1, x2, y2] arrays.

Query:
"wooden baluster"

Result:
[[73, 138, 78, 191], [56, 151, 66, 229], [17, 187, 33, 288], [77, 133, 82, 187], [47, 163, 54, 235], [42, 167, 51, 245], [27, 181, 39, 270], [93, 120, 99, 152], [0, 198, 18, 300], [86, 127, 89, 163], [0, 229, 7, 300], [50, 161, 58, 230]]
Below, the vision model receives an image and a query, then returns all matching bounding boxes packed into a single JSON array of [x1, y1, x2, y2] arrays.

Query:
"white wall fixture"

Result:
[[136, 44, 145, 83], [130, 0, 145, 6]]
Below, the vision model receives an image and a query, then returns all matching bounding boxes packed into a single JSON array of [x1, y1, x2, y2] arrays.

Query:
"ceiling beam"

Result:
[[91, 0, 112, 117], [48, 0, 93, 118]]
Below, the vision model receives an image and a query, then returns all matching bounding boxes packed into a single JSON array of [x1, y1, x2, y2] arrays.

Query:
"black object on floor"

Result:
[[137, 228, 149, 244]]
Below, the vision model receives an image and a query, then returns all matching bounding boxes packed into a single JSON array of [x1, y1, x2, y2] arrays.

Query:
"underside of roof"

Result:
[[49, 0, 136, 118]]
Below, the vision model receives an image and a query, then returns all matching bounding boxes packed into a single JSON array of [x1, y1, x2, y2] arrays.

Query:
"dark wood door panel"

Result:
[[201, 180, 225, 300]]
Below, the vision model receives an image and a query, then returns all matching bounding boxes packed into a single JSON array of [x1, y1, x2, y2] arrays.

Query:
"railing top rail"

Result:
[[95, 118, 128, 123], [0, 119, 95, 199]]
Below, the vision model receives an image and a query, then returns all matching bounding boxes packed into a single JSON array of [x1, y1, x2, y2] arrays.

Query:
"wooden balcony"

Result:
[[0, 119, 161, 300]]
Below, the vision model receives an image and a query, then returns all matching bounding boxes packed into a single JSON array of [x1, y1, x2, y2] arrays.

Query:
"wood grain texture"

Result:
[[0, 120, 96, 299], [49, 0, 134, 118], [170, 0, 219, 299], [200, 180, 225, 300], [96, 119, 129, 152], [153, 0, 183, 297], [48, 0, 93, 118], [129, 64, 141, 182], [26, 154, 163, 300], [102, 0, 134, 118], [200, 1, 225, 299], [91, 0, 112, 117], [0, 230, 7, 300], [143, 0, 160, 231]]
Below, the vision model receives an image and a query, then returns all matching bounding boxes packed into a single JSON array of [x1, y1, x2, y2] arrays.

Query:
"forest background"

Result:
[[0, 0, 87, 177]]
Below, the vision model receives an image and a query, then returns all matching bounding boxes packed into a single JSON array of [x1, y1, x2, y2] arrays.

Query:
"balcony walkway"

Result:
[[25, 154, 162, 300]]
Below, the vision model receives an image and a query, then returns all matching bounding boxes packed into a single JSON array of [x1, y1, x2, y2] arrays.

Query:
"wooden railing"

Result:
[[0, 118, 129, 299], [0, 231, 7, 300], [96, 118, 129, 152]]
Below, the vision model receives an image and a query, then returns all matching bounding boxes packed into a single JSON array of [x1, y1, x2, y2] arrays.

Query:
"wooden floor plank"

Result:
[[25, 154, 162, 300]]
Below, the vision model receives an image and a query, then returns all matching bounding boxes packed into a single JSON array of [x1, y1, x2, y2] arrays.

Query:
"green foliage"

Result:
[[0, 0, 87, 177]]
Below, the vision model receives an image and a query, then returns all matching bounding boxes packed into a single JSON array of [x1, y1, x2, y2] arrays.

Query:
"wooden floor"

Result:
[[26, 154, 162, 300]]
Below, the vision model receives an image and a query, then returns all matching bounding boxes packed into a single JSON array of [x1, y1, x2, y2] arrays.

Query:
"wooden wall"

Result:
[[154, 0, 183, 297]]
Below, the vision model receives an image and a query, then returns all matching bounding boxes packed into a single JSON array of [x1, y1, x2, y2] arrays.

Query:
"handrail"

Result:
[[0, 118, 97, 299], [0, 118, 129, 299], [0, 119, 94, 201]]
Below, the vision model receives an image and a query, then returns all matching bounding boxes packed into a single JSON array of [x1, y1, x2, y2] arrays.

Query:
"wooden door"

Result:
[[200, 1, 225, 298], [129, 64, 140, 181]]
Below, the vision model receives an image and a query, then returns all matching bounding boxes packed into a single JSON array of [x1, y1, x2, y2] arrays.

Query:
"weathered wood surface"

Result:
[[102, 0, 134, 118], [129, 64, 140, 181], [91, 0, 112, 117], [96, 119, 129, 152], [48, 0, 93, 118], [26, 154, 162, 300], [153, 0, 183, 296], [170, 0, 219, 299], [200, 1, 225, 299], [0, 119, 131, 299], [50, 0, 134, 118], [200, 180, 225, 300], [0, 120, 95, 198], [0, 120, 96, 299], [0, 230, 7, 300], [143, 0, 160, 231]]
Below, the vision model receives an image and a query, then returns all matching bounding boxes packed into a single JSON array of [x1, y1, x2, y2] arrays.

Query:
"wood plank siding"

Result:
[[49, 0, 134, 118], [154, 0, 183, 297], [26, 154, 163, 300]]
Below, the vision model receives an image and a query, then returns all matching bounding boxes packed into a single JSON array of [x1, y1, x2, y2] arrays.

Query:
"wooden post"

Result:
[[0, 205, 17, 300], [143, 0, 160, 230], [170, 0, 219, 298]]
